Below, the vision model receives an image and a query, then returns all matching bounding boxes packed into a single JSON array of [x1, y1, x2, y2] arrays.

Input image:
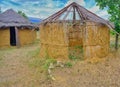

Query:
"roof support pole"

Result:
[[75, 6, 84, 21], [15, 27, 20, 47], [43, 3, 72, 22], [73, 6, 76, 23], [63, 6, 72, 20]]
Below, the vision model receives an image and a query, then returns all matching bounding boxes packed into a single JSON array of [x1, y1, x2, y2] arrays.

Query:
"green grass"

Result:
[[69, 45, 84, 61], [43, 58, 56, 70], [27, 47, 43, 68], [65, 62, 72, 68], [69, 53, 77, 60], [28, 48, 56, 71], [0, 51, 4, 67]]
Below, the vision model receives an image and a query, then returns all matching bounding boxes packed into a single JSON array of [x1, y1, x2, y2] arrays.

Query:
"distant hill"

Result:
[[28, 17, 42, 23]]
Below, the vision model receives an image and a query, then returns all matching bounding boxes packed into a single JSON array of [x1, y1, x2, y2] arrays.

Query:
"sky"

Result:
[[0, 0, 109, 19]]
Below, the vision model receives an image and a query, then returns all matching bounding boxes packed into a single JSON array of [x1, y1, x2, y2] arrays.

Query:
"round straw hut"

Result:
[[40, 2, 113, 60], [0, 9, 37, 47]]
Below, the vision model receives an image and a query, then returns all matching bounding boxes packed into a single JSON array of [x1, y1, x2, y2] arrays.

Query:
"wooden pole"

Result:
[[42, 3, 72, 23], [63, 6, 72, 20], [73, 6, 76, 23], [115, 33, 119, 50], [15, 27, 20, 47]]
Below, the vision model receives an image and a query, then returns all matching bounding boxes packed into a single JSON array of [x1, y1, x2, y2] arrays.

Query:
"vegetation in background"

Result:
[[110, 30, 116, 36], [95, 0, 120, 50], [18, 10, 28, 19]]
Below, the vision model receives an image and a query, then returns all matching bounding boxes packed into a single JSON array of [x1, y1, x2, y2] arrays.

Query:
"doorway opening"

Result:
[[10, 27, 16, 46]]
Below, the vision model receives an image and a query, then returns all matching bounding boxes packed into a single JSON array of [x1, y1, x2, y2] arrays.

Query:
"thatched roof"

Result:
[[42, 2, 113, 29], [0, 9, 35, 28]]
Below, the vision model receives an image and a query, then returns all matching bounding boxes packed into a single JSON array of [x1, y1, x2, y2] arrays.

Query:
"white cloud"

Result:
[[88, 5, 100, 13], [97, 10, 109, 19], [87, 4, 109, 19], [0, 0, 109, 20], [97, 10, 108, 17]]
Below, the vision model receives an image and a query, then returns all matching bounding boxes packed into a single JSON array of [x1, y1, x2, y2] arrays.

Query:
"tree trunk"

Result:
[[115, 34, 119, 50]]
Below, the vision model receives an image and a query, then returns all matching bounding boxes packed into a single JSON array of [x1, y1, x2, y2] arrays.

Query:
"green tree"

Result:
[[95, 0, 120, 50], [18, 10, 28, 19]]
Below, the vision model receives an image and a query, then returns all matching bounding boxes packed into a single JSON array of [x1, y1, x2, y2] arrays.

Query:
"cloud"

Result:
[[87, 4, 109, 19], [97, 10, 109, 19], [88, 5, 100, 13], [0, 0, 109, 20], [97, 10, 108, 17]]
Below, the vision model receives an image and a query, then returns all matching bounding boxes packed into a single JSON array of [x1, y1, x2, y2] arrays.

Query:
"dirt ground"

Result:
[[0, 43, 120, 87]]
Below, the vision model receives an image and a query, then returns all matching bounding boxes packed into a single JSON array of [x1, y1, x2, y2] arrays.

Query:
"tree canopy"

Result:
[[95, 0, 120, 49], [18, 10, 28, 19], [95, 0, 120, 33]]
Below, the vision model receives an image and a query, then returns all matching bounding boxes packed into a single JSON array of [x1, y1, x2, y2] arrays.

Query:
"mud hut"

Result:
[[40, 2, 113, 60], [0, 9, 37, 47]]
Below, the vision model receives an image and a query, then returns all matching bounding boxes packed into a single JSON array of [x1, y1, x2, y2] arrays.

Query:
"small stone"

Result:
[[49, 63, 54, 69], [56, 61, 64, 67], [49, 75, 56, 81], [48, 69, 51, 74], [51, 77, 56, 81], [56, 61, 61, 66], [60, 64, 64, 68]]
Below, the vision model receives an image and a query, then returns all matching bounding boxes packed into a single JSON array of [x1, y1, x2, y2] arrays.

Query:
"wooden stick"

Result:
[[15, 27, 20, 47]]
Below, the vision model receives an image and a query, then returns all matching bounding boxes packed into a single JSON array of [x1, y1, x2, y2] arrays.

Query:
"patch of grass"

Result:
[[28, 50, 56, 70], [0, 46, 16, 51], [69, 53, 77, 60], [0, 53, 3, 61], [28, 58, 44, 68], [69, 45, 84, 61], [65, 62, 72, 68], [74, 45, 83, 53], [75, 45, 82, 49], [0, 81, 12, 87], [0, 52, 4, 67], [27, 47, 42, 68], [43, 58, 56, 70], [28, 47, 40, 58]]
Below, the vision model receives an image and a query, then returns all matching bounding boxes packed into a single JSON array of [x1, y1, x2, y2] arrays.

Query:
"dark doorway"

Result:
[[10, 27, 16, 46]]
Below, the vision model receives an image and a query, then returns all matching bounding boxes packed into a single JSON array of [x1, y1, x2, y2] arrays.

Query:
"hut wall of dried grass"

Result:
[[40, 23, 69, 60], [68, 23, 84, 46], [0, 28, 36, 47], [40, 21, 110, 60], [0, 28, 10, 47], [83, 22, 110, 58], [19, 29, 36, 46]]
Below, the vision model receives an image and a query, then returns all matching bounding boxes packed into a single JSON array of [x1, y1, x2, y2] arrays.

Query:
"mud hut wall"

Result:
[[40, 23, 69, 60], [68, 24, 84, 46], [83, 22, 110, 58], [0, 28, 10, 47], [19, 29, 36, 46]]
